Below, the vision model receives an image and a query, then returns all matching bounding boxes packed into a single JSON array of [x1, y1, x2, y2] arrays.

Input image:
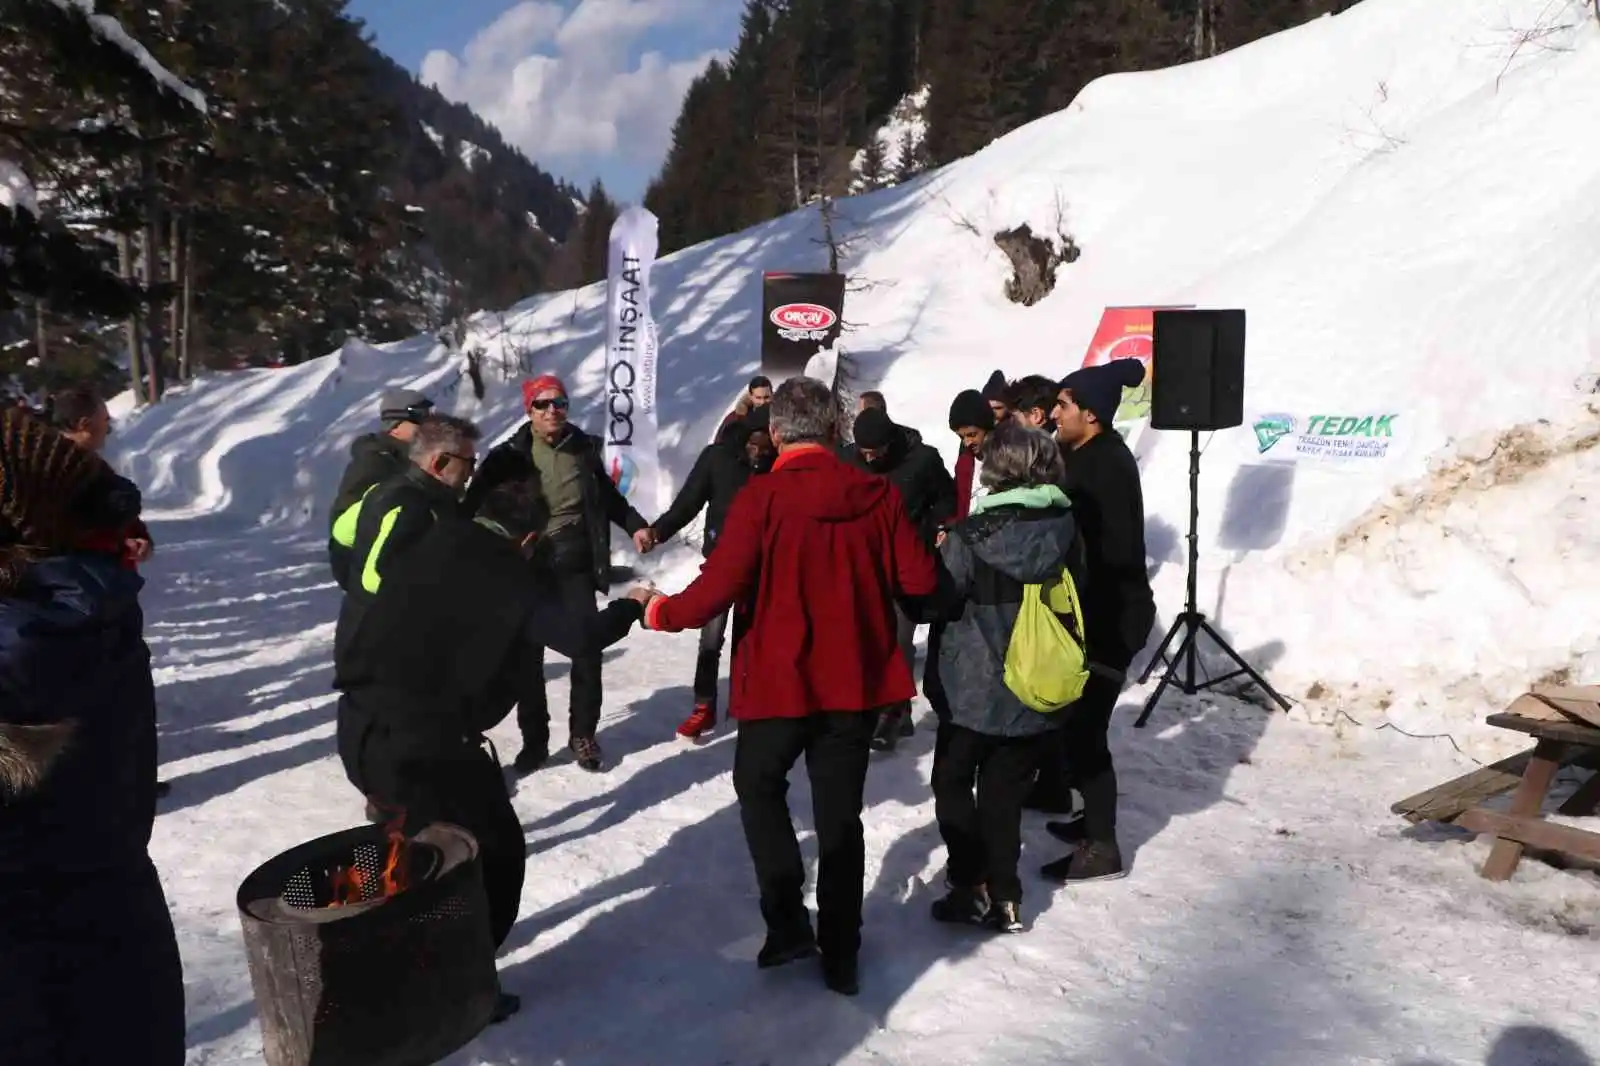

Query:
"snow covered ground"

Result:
[[102, 0, 1600, 1061]]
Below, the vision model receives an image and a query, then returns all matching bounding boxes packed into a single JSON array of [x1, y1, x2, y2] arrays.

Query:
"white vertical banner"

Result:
[[603, 205, 661, 518]]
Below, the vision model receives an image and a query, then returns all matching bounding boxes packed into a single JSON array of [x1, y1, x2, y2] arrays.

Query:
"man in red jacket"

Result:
[[642, 376, 938, 997]]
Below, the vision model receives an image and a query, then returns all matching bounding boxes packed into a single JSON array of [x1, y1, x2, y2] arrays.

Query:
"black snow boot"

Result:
[[930, 884, 990, 926], [569, 736, 603, 773], [1040, 840, 1126, 884], [822, 953, 859, 997], [489, 991, 521, 1024], [983, 900, 1024, 934], [512, 743, 549, 775], [757, 929, 818, 969]]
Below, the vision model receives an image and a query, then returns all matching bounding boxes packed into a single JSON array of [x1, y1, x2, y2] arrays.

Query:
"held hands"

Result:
[[625, 584, 658, 606], [632, 527, 658, 554]]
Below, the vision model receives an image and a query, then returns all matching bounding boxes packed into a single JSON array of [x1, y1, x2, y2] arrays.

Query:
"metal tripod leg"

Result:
[[1135, 615, 1199, 728], [1199, 617, 1291, 712]]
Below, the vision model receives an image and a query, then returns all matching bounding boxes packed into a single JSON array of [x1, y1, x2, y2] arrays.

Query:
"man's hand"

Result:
[[632, 527, 657, 554], [625, 585, 657, 606], [126, 538, 154, 563], [934, 530, 947, 548]]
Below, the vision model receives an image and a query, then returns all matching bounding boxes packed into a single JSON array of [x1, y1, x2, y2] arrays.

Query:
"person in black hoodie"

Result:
[[335, 475, 652, 1021], [0, 409, 184, 1066], [461, 374, 651, 774], [1033, 358, 1155, 884], [842, 403, 956, 751], [645, 406, 776, 739], [327, 389, 433, 580]]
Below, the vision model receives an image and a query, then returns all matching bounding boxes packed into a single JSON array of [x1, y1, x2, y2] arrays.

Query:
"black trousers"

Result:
[[371, 747, 526, 949], [1033, 670, 1122, 842], [691, 607, 731, 705], [517, 566, 603, 744], [732, 711, 879, 958], [0, 857, 185, 1066], [933, 724, 1053, 903]]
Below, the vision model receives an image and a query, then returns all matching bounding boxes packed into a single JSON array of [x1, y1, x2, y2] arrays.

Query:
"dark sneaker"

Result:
[[984, 900, 1024, 934], [512, 744, 549, 775], [570, 736, 603, 773], [676, 703, 716, 740], [489, 991, 521, 1024], [930, 884, 990, 926], [1040, 841, 1126, 884], [821, 953, 859, 997], [898, 712, 915, 738], [1045, 813, 1087, 845], [757, 932, 818, 969], [870, 713, 903, 753]]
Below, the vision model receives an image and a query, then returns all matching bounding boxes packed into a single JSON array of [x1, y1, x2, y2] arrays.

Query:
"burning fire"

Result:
[[327, 809, 409, 908]]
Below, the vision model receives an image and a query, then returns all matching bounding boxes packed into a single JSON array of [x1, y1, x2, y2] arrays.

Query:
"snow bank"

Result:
[[110, 0, 1600, 748]]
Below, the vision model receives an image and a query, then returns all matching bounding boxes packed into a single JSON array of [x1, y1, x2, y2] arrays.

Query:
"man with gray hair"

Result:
[[331, 413, 480, 814], [639, 376, 939, 997]]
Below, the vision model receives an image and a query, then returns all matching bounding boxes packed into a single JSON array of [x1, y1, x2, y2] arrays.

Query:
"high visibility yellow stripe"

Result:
[[360, 506, 403, 594], [331, 484, 377, 548]]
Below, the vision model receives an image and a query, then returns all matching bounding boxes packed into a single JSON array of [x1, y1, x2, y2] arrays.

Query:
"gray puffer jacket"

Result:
[[932, 485, 1077, 738]]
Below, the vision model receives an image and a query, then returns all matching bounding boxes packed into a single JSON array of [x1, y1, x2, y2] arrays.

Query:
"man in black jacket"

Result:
[[335, 476, 651, 1022], [332, 415, 480, 817], [327, 389, 433, 570], [645, 406, 775, 739], [842, 403, 957, 751], [461, 373, 651, 774], [1033, 358, 1154, 884]]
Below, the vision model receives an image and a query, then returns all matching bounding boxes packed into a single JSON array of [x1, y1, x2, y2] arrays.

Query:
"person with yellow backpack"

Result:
[[923, 422, 1087, 934]]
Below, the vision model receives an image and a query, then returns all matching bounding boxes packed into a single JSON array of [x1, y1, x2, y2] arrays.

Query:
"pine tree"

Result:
[[578, 180, 618, 286], [858, 137, 889, 191]]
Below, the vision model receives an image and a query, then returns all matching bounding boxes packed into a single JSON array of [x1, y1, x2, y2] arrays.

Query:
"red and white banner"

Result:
[[1079, 304, 1192, 444]]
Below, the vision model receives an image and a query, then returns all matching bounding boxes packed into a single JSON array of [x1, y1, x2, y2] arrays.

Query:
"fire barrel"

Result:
[[236, 822, 498, 1066]]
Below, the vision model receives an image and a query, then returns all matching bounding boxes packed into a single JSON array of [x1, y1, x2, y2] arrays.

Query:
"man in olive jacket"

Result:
[[461, 374, 651, 774]]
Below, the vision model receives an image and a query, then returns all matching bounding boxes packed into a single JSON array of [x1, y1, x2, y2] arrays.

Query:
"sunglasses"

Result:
[[444, 452, 477, 471], [382, 402, 434, 424], [528, 397, 569, 412]]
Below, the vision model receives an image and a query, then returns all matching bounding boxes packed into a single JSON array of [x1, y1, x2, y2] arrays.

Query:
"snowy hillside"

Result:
[[114, 0, 1600, 753], [102, 3, 1600, 1062]]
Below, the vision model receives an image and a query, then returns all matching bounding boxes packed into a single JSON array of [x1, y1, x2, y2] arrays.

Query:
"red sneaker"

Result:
[[676, 703, 717, 740]]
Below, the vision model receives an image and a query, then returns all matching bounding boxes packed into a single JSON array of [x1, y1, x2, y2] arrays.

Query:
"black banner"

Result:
[[761, 272, 845, 379]]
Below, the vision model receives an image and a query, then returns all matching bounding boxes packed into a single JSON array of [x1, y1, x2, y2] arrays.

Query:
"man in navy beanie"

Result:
[[1032, 358, 1155, 884]]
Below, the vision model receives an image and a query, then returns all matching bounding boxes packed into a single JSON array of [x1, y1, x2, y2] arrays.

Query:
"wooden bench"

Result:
[[1391, 686, 1600, 881]]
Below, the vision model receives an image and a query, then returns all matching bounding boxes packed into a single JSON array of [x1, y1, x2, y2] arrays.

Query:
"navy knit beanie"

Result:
[[1059, 358, 1145, 427], [981, 369, 1008, 402], [852, 407, 895, 450], [948, 389, 995, 433]]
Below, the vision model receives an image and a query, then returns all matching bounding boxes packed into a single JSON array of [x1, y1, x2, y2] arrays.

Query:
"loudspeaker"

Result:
[[1150, 309, 1246, 431]]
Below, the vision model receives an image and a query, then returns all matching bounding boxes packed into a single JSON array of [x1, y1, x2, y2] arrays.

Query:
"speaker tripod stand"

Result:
[[1133, 429, 1291, 728]]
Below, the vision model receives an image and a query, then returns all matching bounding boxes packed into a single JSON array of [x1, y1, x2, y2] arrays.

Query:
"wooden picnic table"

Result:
[[1392, 685, 1600, 881]]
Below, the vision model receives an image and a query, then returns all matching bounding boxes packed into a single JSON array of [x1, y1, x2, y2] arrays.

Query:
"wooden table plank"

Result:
[[1479, 739, 1565, 880], [1486, 713, 1600, 748], [1390, 749, 1533, 824], [1457, 807, 1600, 872]]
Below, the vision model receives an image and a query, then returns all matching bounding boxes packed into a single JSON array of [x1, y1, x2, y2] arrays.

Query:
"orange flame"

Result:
[[325, 807, 409, 908]]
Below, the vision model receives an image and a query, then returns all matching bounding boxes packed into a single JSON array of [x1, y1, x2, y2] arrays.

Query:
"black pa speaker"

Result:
[[1149, 309, 1246, 431]]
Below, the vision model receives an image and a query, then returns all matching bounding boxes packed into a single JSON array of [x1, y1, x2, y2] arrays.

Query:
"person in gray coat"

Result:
[[925, 422, 1077, 934]]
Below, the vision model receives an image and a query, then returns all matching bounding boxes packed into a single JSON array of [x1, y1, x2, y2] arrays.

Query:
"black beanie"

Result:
[[981, 369, 1008, 402], [1059, 358, 1145, 428], [852, 407, 895, 450], [948, 389, 996, 433]]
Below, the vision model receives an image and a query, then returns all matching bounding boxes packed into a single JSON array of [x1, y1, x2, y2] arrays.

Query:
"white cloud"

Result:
[[421, 0, 721, 182]]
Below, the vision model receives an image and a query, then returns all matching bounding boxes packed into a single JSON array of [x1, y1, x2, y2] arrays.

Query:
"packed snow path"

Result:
[[149, 523, 1600, 1066]]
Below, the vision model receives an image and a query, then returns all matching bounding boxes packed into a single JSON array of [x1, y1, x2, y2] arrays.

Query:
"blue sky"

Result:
[[346, 0, 740, 202]]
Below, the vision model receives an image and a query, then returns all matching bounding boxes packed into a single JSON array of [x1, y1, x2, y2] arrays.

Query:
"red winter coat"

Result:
[[644, 443, 938, 720], [951, 449, 975, 522]]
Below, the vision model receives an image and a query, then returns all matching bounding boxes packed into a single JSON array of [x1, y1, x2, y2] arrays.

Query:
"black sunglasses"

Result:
[[442, 451, 477, 471], [383, 402, 434, 424], [529, 397, 569, 412]]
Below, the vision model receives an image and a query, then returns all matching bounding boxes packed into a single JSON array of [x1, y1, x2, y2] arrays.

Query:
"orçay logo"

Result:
[[770, 302, 837, 342]]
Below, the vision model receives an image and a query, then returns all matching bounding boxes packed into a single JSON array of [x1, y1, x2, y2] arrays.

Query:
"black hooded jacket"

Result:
[[461, 422, 647, 592], [1060, 428, 1155, 670], [841, 424, 956, 547], [330, 432, 408, 520], [651, 418, 769, 555]]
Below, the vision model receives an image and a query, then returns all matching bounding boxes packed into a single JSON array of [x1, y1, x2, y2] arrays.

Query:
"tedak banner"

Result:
[[603, 206, 662, 518], [761, 272, 845, 380], [1079, 304, 1192, 450]]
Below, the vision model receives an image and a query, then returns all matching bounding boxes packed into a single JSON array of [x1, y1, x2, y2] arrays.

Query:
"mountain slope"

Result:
[[110, 0, 1600, 750]]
